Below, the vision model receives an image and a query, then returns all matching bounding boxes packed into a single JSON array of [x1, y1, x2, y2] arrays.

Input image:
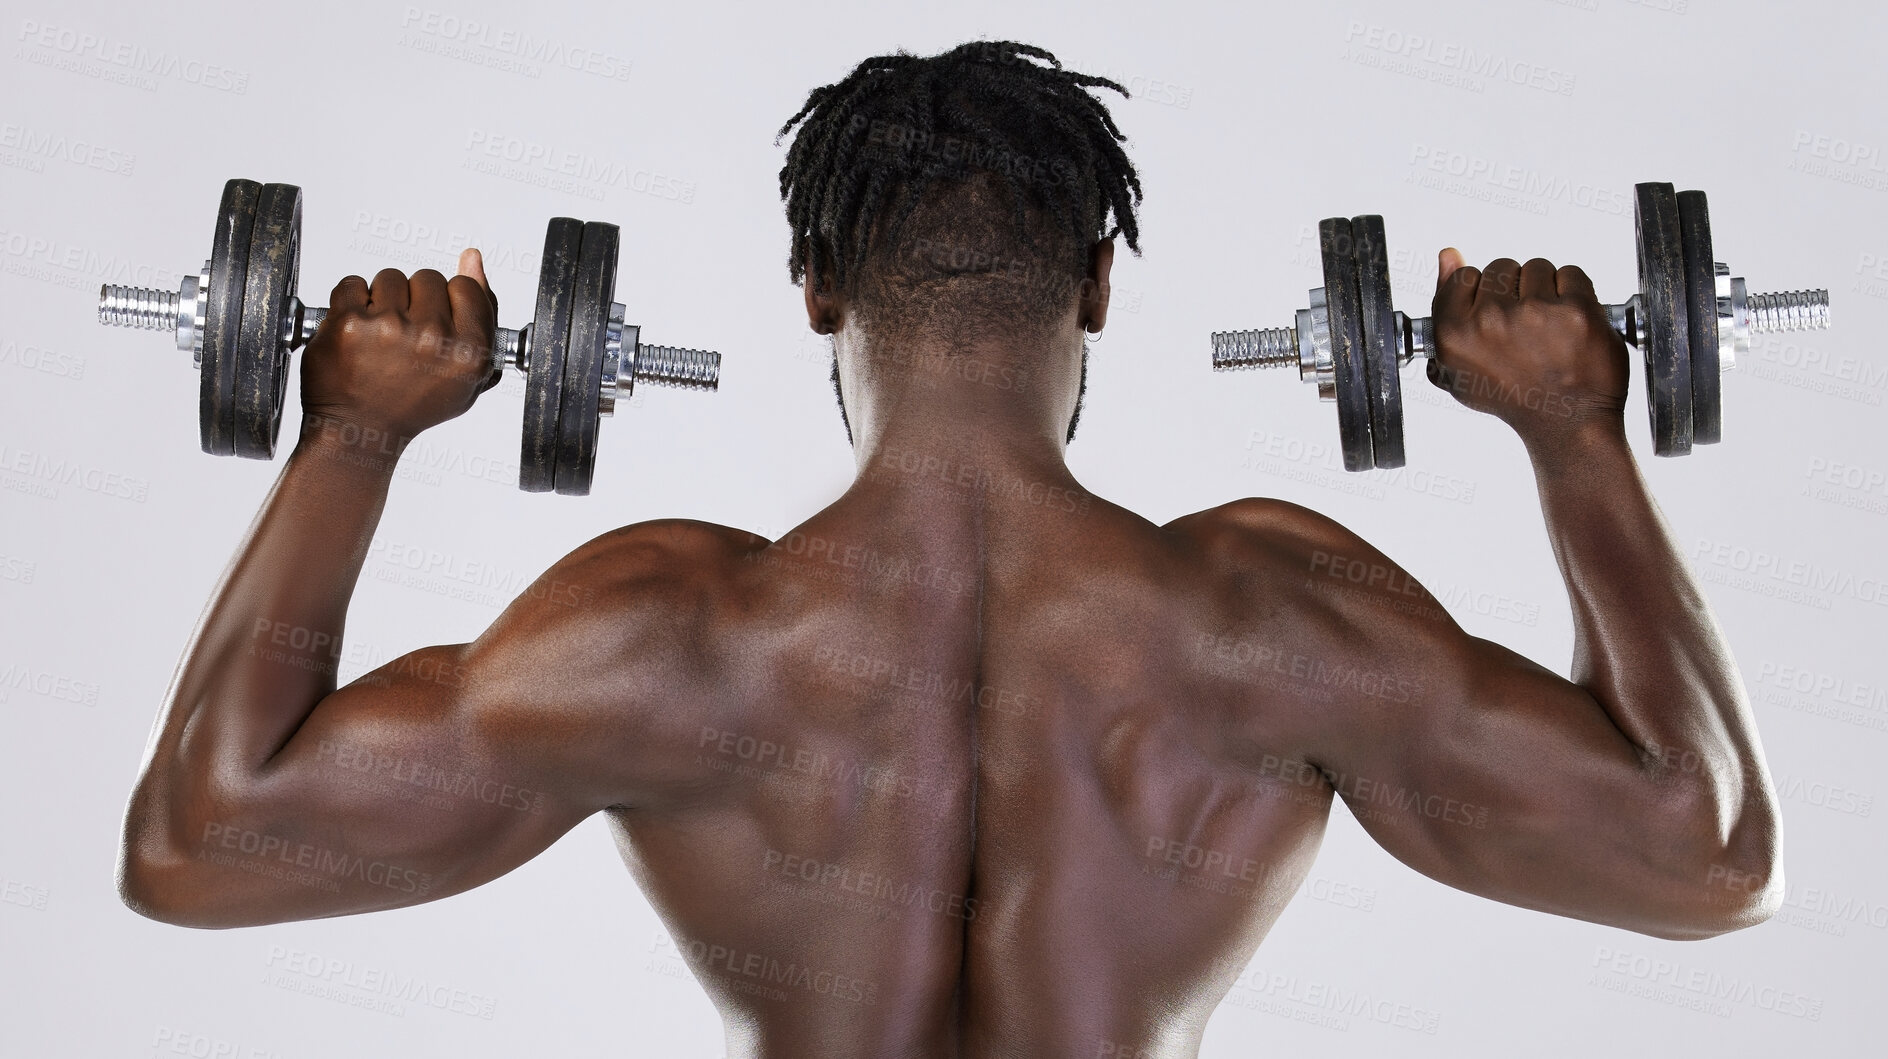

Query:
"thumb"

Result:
[[458, 247, 491, 297], [1435, 246, 1466, 291]]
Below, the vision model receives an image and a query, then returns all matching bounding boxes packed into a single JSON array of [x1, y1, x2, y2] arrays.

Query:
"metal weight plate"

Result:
[[1352, 214, 1404, 469], [1634, 182, 1693, 457], [553, 221, 619, 496], [200, 179, 261, 455], [1319, 217, 1374, 471], [233, 182, 302, 459], [519, 217, 585, 492], [1677, 189, 1722, 446]]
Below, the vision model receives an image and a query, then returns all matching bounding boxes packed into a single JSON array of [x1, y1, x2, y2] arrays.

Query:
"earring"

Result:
[[1084, 329, 1104, 344]]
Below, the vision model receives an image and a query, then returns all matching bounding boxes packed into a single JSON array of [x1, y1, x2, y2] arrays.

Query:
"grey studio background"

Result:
[[1, 0, 1883, 1055]]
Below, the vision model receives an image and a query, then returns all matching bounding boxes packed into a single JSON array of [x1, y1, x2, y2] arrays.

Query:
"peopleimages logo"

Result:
[[463, 130, 696, 204], [1589, 946, 1823, 1021], [1406, 145, 1629, 216], [1343, 21, 1577, 96], [398, 8, 632, 81], [0, 122, 135, 175], [14, 19, 250, 93]]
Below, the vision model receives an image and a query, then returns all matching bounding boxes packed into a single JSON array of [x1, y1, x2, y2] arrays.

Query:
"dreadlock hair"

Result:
[[776, 41, 1143, 443]]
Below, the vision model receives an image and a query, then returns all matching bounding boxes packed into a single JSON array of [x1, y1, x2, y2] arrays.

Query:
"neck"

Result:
[[835, 329, 1084, 491]]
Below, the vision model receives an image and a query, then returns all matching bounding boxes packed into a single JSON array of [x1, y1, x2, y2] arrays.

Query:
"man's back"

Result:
[[621, 387, 1779, 1058], [611, 482, 986, 1055], [619, 453, 1359, 1056], [969, 489, 1337, 1055]]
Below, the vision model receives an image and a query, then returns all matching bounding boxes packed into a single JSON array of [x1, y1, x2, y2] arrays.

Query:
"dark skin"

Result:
[[120, 235, 1782, 1058]]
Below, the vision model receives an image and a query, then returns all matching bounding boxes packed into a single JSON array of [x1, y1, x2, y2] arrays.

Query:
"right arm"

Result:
[[1221, 254, 1780, 940]]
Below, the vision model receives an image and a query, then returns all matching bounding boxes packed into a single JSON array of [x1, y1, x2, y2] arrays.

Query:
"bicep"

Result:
[[1311, 631, 1671, 922], [194, 524, 715, 925], [1251, 508, 1697, 932], [198, 643, 594, 923]]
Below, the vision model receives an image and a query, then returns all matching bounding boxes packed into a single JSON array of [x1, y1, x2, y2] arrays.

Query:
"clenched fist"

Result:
[[1427, 250, 1629, 446], [300, 248, 501, 445]]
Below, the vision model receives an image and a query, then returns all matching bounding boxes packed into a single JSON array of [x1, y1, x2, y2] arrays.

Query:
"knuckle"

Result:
[[448, 275, 491, 305], [1546, 301, 1587, 325]]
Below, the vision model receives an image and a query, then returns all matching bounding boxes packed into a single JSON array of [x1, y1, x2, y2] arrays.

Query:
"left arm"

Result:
[[118, 256, 631, 926]]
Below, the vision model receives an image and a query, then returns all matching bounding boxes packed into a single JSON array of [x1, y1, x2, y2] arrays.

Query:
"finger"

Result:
[[408, 269, 451, 322], [1555, 264, 1598, 301], [463, 246, 498, 321], [1519, 258, 1559, 300], [1434, 248, 1476, 317], [1478, 258, 1522, 305], [1426, 351, 1457, 391], [331, 275, 369, 312], [448, 251, 497, 332], [447, 269, 500, 384], [458, 248, 491, 298], [368, 268, 410, 312]]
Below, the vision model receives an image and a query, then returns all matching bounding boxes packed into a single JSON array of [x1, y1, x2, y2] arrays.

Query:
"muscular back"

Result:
[[617, 468, 1376, 1057], [967, 494, 1341, 1056], [609, 490, 985, 1057]]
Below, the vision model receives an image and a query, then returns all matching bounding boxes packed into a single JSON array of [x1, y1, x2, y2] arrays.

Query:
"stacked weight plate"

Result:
[[183, 182, 635, 494], [520, 217, 622, 496], [199, 178, 300, 459], [1302, 182, 1737, 467]]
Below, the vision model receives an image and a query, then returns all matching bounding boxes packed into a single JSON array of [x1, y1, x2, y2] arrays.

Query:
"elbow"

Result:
[[118, 820, 236, 929], [1641, 879, 1780, 941], [118, 841, 217, 928], [1686, 851, 1784, 941], [1640, 884, 1779, 941], [1646, 796, 1784, 941], [118, 850, 194, 926], [119, 773, 272, 928], [119, 798, 190, 925], [119, 857, 249, 929]]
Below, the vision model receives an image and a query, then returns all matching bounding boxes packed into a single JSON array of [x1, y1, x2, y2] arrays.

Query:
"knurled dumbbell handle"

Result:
[[1211, 287, 1831, 372], [99, 283, 723, 394], [296, 305, 525, 373], [297, 305, 720, 391], [1401, 290, 1830, 363]]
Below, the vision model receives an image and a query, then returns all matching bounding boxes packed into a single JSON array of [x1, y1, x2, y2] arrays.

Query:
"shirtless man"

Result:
[[118, 41, 1781, 1059]]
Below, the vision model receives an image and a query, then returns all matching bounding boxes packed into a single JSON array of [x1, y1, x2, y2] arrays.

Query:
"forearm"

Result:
[[1525, 422, 1774, 846], [130, 415, 404, 826]]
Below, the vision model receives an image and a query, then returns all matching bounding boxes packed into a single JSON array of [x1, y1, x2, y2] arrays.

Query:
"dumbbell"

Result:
[[1209, 183, 1830, 470], [96, 178, 721, 495]]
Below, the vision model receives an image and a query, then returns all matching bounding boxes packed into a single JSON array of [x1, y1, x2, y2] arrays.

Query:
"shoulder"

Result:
[[466, 518, 768, 689], [546, 519, 768, 591], [1166, 496, 1379, 575], [454, 519, 768, 806], [1167, 496, 1461, 644]]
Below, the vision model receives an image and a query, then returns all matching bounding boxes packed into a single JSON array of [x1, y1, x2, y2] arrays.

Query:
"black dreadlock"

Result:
[[775, 41, 1143, 443]]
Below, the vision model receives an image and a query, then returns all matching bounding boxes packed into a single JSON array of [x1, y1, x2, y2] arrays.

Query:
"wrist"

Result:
[[293, 410, 412, 476], [1520, 416, 1633, 473]]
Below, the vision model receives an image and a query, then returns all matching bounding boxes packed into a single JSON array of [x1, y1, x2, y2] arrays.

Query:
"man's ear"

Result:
[[803, 258, 844, 336], [1080, 238, 1115, 334]]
